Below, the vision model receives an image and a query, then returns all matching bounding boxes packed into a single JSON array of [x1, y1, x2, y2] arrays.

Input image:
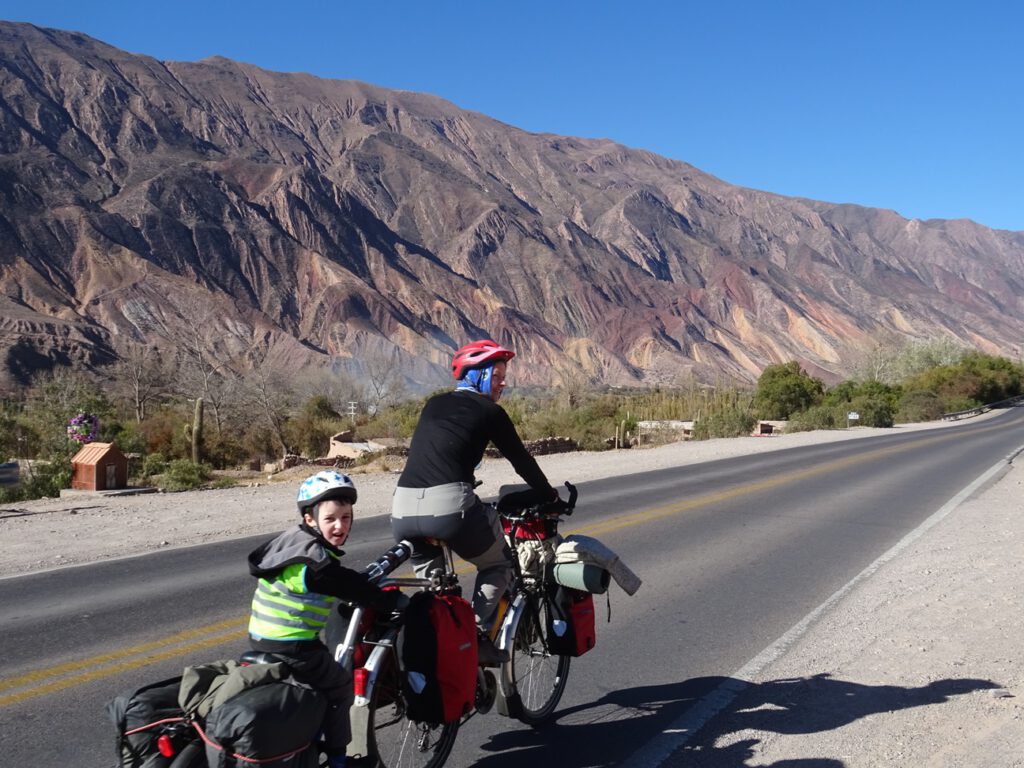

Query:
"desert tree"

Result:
[[107, 343, 175, 422], [295, 367, 364, 417], [856, 334, 968, 385], [363, 347, 409, 413], [854, 331, 905, 384], [158, 298, 249, 438], [556, 369, 589, 410], [239, 351, 298, 459]]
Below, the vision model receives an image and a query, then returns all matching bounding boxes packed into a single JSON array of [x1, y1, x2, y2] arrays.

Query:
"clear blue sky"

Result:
[[4, 1, 1022, 231]]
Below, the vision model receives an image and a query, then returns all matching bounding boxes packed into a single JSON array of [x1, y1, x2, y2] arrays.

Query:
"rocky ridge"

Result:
[[2, 21, 1023, 390]]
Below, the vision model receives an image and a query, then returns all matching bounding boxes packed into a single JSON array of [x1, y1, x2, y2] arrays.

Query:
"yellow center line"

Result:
[[0, 616, 248, 693], [0, 624, 246, 707], [565, 429, 958, 539], [0, 419, 1005, 707]]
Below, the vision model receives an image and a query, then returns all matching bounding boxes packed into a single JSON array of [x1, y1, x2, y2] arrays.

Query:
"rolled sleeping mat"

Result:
[[552, 562, 611, 594]]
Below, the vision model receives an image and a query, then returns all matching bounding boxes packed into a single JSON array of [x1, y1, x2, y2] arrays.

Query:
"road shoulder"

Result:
[[679, 458, 1024, 766]]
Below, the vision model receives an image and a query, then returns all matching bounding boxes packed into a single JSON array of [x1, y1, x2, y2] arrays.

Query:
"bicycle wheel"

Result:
[[506, 594, 571, 725], [367, 649, 459, 768]]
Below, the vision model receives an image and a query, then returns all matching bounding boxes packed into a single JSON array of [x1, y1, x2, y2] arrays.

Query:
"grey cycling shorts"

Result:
[[391, 482, 501, 560]]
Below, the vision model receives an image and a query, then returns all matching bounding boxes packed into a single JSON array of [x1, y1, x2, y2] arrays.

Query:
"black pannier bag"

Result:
[[199, 679, 326, 768], [106, 675, 185, 768], [546, 585, 596, 657]]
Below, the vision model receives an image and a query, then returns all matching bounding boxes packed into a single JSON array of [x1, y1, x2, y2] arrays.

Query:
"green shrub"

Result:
[[753, 362, 824, 419], [692, 408, 756, 439], [901, 352, 1023, 411], [939, 396, 981, 415], [358, 397, 429, 442], [1, 457, 73, 501], [824, 379, 900, 409], [847, 395, 896, 428], [102, 419, 147, 456], [787, 405, 843, 432], [571, 421, 616, 451], [0, 409, 18, 459], [787, 394, 895, 431], [163, 460, 211, 491], [896, 390, 945, 422], [142, 453, 169, 478], [201, 434, 249, 470]]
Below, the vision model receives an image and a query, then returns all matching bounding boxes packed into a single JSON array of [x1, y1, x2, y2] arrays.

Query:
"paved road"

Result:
[[2, 407, 1022, 767]]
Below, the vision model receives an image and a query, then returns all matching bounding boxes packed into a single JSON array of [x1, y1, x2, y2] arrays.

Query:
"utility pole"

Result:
[[348, 401, 358, 424]]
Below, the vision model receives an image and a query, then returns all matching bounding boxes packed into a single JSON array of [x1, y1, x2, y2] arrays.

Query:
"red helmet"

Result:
[[451, 339, 515, 380]]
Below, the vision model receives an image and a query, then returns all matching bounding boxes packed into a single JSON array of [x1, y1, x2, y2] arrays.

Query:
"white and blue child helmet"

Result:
[[296, 470, 358, 515]]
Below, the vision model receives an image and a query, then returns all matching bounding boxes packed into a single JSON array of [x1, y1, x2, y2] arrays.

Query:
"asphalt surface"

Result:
[[2, 408, 1022, 767]]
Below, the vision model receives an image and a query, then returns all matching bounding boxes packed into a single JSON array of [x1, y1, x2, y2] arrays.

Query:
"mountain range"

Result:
[[2, 21, 1022, 393]]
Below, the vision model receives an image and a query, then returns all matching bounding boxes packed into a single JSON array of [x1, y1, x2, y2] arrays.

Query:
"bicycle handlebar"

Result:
[[499, 480, 577, 519], [362, 540, 414, 584]]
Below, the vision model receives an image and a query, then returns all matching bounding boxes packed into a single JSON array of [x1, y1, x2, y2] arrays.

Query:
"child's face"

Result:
[[305, 499, 354, 548]]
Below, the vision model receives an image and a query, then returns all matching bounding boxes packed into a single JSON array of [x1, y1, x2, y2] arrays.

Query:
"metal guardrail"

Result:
[[942, 394, 1024, 421]]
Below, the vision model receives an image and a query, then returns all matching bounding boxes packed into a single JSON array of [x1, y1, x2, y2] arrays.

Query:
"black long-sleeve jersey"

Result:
[[397, 390, 552, 494]]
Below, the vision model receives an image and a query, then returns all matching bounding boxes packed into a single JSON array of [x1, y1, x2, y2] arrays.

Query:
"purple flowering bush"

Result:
[[67, 412, 100, 444]]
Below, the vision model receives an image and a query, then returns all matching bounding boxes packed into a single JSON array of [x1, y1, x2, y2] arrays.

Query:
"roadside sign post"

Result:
[[847, 411, 860, 429]]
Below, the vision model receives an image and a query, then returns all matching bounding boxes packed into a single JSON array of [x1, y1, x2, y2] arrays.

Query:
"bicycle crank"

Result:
[[475, 668, 498, 715]]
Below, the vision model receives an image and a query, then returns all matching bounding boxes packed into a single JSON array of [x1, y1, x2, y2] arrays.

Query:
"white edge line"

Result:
[[620, 444, 1024, 768]]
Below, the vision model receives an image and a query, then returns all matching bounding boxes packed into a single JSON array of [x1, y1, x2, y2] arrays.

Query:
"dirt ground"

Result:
[[670, 447, 1024, 767], [2, 414, 1022, 766]]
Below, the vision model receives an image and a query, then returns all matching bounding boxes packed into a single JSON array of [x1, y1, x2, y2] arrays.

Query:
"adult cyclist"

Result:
[[391, 339, 559, 666]]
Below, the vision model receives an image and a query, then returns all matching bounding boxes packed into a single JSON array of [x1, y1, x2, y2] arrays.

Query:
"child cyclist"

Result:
[[247, 470, 403, 768]]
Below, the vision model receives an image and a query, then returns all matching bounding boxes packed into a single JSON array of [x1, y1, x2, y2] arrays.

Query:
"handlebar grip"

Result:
[[564, 481, 578, 511], [364, 542, 413, 582]]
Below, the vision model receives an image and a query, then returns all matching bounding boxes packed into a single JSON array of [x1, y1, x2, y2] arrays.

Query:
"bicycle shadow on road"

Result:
[[471, 673, 999, 767]]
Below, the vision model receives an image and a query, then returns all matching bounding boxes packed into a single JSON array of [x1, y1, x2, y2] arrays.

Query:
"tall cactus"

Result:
[[183, 397, 204, 463]]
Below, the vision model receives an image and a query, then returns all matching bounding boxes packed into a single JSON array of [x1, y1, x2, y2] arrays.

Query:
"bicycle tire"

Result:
[[367, 649, 459, 768], [506, 593, 571, 726], [168, 739, 206, 768]]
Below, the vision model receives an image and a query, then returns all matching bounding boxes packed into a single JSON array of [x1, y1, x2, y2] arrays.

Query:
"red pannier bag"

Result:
[[501, 514, 557, 540], [401, 591, 478, 724], [547, 586, 596, 657]]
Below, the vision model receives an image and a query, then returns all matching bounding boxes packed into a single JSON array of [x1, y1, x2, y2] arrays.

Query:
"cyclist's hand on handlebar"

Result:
[[542, 482, 577, 515], [544, 497, 572, 516]]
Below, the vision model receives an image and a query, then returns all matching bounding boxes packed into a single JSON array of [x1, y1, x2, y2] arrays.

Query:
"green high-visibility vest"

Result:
[[248, 563, 337, 641]]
